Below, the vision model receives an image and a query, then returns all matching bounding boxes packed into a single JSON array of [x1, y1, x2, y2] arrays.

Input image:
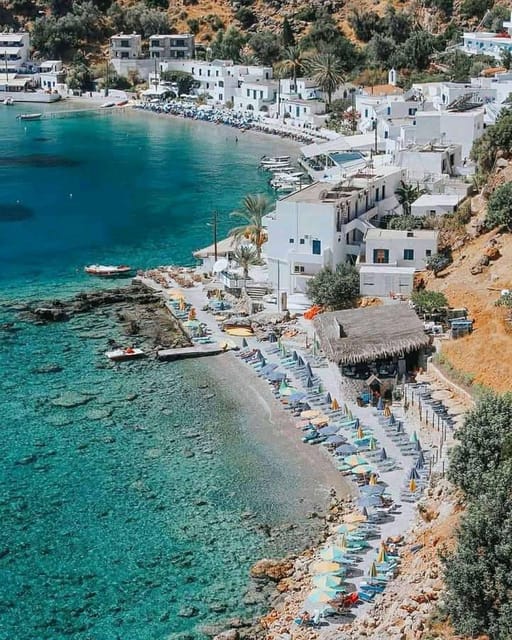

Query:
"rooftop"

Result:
[[193, 236, 238, 258], [412, 194, 463, 206], [313, 305, 431, 365], [365, 228, 438, 241]]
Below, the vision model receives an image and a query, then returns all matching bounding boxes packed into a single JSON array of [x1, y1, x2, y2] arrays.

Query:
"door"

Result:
[[312, 240, 321, 255]]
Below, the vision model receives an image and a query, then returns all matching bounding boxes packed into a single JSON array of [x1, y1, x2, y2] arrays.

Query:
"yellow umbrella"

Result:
[[356, 424, 364, 440], [377, 542, 388, 564], [179, 297, 186, 311], [369, 473, 378, 486], [369, 560, 378, 579], [301, 409, 322, 419], [309, 560, 342, 575], [311, 415, 329, 426], [331, 398, 340, 411], [383, 404, 392, 417], [338, 533, 348, 551], [409, 478, 417, 492]]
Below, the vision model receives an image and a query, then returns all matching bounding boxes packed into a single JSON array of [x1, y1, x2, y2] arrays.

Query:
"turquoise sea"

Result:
[[0, 105, 332, 640]]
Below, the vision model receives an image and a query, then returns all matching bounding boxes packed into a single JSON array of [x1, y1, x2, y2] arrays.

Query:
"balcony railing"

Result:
[[219, 271, 248, 289]]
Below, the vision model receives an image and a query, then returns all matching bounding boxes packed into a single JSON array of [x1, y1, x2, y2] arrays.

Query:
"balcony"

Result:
[[218, 271, 248, 289]]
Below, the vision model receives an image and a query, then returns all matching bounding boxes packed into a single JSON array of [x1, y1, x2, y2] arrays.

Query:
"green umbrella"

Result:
[[369, 436, 378, 451], [306, 588, 340, 604], [344, 454, 368, 467], [351, 464, 372, 475], [312, 574, 344, 589], [409, 430, 419, 444]]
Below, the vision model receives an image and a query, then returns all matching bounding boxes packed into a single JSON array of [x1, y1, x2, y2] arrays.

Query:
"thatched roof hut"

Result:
[[313, 305, 430, 365]]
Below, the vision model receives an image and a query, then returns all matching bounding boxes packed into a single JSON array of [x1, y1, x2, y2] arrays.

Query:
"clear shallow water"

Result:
[[0, 108, 327, 640]]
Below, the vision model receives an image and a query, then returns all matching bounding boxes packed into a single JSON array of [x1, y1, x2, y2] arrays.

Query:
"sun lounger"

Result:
[[358, 591, 375, 603]]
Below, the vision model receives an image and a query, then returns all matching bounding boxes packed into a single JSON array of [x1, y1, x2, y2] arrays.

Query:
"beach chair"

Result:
[[358, 591, 375, 603]]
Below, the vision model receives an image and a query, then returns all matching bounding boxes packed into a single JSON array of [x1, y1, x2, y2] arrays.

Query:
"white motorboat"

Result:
[[260, 155, 290, 166], [100, 102, 115, 108], [3, 98, 14, 106], [271, 171, 304, 180], [106, 347, 146, 361], [84, 264, 132, 277]]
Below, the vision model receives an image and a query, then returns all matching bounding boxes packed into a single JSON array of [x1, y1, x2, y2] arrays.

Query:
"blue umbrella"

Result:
[[292, 350, 298, 362], [257, 357, 266, 368], [379, 448, 388, 461], [306, 376, 314, 388], [360, 485, 386, 496], [268, 371, 286, 381], [416, 449, 425, 469], [325, 435, 346, 445], [318, 425, 339, 437], [395, 422, 404, 434], [306, 363, 313, 378], [388, 414, 396, 426], [377, 397, 384, 411], [325, 392, 332, 405], [335, 443, 357, 455], [408, 466, 420, 480], [257, 350, 265, 362], [289, 392, 306, 403], [358, 495, 382, 508], [414, 439, 422, 452], [297, 356, 305, 366], [241, 337, 248, 348], [268, 333, 277, 343]]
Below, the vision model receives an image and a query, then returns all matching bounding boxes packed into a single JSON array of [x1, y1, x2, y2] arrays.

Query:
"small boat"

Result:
[[100, 102, 115, 108], [116, 100, 128, 107], [260, 155, 290, 166], [106, 347, 146, 361], [17, 113, 42, 121], [84, 264, 132, 277], [3, 98, 14, 106]]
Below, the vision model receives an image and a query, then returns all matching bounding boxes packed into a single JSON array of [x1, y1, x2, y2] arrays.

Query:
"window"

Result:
[[408, 108, 417, 116], [382, 185, 385, 199], [218, 80, 224, 87], [299, 238, 305, 245], [373, 249, 389, 264], [403, 249, 414, 261], [247, 89, 250, 97], [120, 40, 129, 47], [152, 39, 160, 47], [312, 240, 321, 255], [425, 249, 432, 257], [294, 265, 305, 273], [289, 238, 294, 243]]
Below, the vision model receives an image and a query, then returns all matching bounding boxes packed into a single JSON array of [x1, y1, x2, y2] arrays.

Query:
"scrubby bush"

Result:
[[410, 290, 448, 313], [307, 264, 359, 309], [485, 182, 512, 230], [470, 109, 512, 174], [426, 252, 451, 276]]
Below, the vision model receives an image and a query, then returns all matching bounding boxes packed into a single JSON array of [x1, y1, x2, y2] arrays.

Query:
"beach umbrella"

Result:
[[289, 391, 306, 403], [337, 462, 352, 472], [279, 380, 289, 395], [336, 443, 357, 455], [301, 409, 321, 419], [344, 454, 368, 467], [312, 574, 343, 590], [306, 588, 340, 604], [351, 464, 372, 475], [241, 337, 248, 348], [361, 507, 370, 519], [409, 430, 419, 444], [344, 403, 349, 415], [277, 337, 282, 349], [377, 543, 388, 564], [309, 560, 342, 575], [408, 467, 420, 481], [358, 495, 382, 508], [368, 436, 378, 451], [346, 409, 354, 421], [257, 350, 265, 362], [318, 425, 339, 437], [257, 357, 267, 368], [356, 424, 365, 440], [338, 533, 348, 551], [268, 332, 277, 343], [297, 355, 304, 366], [409, 477, 417, 492], [395, 422, 404, 434], [318, 382, 324, 393], [311, 415, 329, 426], [360, 485, 385, 496], [416, 449, 425, 469], [336, 523, 360, 534], [179, 297, 186, 311], [325, 434, 346, 445], [344, 512, 367, 524], [369, 561, 378, 580], [377, 397, 384, 411], [388, 413, 396, 426], [325, 392, 332, 405], [306, 376, 314, 388], [379, 448, 388, 461], [383, 404, 391, 417], [368, 473, 378, 486], [331, 398, 340, 411], [414, 439, 422, 452], [320, 546, 348, 562], [292, 350, 298, 362], [280, 386, 299, 397], [268, 371, 286, 381]]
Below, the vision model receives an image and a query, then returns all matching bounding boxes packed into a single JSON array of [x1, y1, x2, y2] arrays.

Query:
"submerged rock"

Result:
[[177, 605, 199, 618], [51, 392, 92, 408], [31, 364, 63, 374]]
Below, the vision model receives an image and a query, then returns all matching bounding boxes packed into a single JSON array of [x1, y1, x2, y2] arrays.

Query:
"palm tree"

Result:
[[277, 46, 305, 89], [304, 51, 345, 109], [232, 245, 262, 286], [229, 194, 271, 258], [394, 181, 427, 216]]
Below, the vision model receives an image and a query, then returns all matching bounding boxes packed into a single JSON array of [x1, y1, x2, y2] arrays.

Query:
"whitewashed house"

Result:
[[265, 166, 406, 296], [0, 31, 30, 73], [394, 143, 463, 180], [461, 11, 512, 60], [236, 75, 278, 112], [359, 228, 438, 296], [38, 60, 66, 92], [410, 193, 465, 217]]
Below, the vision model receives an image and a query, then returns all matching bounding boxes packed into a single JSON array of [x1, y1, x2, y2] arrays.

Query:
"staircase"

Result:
[[246, 282, 271, 300]]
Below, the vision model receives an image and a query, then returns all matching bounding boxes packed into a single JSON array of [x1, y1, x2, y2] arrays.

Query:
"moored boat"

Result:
[[260, 155, 290, 166], [84, 264, 132, 277], [17, 113, 42, 121], [3, 98, 14, 106], [106, 347, 146, 361], [100, 102, 115, 108]]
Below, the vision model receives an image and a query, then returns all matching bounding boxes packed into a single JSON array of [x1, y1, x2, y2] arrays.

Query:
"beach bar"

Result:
[[313, 305, 431, 386]]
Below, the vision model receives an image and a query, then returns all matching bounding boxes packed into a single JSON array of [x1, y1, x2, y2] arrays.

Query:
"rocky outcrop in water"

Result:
[[249, 558, 294, 582]]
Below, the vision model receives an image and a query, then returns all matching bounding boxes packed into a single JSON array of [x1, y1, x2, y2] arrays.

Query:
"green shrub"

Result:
[[485, 182, 512, 230], [307, 264, 359, 309]]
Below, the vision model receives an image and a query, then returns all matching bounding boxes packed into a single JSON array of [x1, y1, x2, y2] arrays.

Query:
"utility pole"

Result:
[[105, 56, 109, 97], [372, 117, 378, 155]]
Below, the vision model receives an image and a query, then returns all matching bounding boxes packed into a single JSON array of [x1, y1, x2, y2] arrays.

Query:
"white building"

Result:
[[0, 31, 30, 73], [461, 11, 512, 60], [410, 193, 465, 217], [265, 166, 406, 296], [111, 34, 142, 59], [149, 34, 194, 60], [405, 108, 485, 158], [38, 60, 65, 92], [394, 143, 463, 180], [359, 228, 438, 296], [236, 75, 278, 112]]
